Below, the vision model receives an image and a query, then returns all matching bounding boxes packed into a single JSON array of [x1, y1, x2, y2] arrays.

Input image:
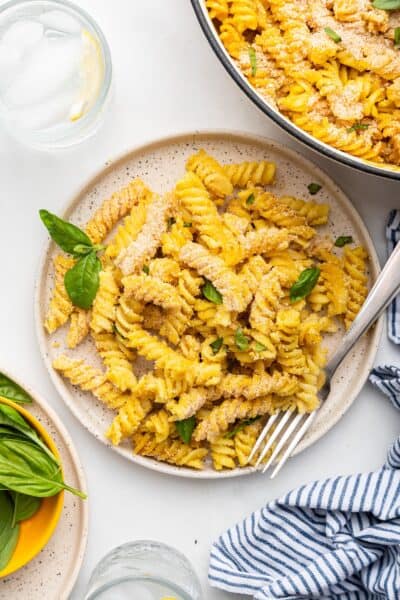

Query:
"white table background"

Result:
[[0, 1, 399, 598]]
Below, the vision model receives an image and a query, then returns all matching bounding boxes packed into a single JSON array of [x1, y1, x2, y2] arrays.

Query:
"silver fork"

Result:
[[247, 240, 400, 478]]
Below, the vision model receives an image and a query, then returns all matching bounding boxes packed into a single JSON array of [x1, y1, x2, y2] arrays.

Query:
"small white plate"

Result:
[[35, 130, 382, 479], [0, 367, 88, 598]]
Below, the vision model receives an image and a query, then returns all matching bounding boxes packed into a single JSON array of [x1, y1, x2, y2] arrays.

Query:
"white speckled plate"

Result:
[[0, 367, 88, 598], [35, 131, 382, 479]]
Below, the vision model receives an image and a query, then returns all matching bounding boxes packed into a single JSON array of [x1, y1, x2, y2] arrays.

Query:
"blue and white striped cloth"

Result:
[[387, 211, 400, 344], [209, 370, 400, 599]]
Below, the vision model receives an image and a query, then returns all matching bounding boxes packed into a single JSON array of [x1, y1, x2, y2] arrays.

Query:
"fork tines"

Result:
[[247, 410, 316, 478]]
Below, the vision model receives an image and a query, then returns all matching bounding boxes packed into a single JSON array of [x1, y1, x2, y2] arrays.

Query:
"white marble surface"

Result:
[[0, 1, 399, 598]]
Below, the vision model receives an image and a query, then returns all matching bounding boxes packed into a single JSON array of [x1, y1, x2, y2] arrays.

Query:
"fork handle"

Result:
[[326, 240, 400, 378]]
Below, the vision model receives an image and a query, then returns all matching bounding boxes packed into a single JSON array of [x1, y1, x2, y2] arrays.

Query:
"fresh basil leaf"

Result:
[[395, 26, 400, 46], [307, 182, 322, 195], [210, 337, 223, 355], [183, 222, 192, 228], [0, 373, 32, 404], [0, 491, 19, 570], [224, 417, 261, 439], [39, 210, 92, 256], [202, 280, 223, 304], [64, 252, 101, 310], [142, 265, 150, 275], [10, 492, 41, 527], [324, 27, 341, 43], [235, 328, 249, 351], [347, 123, 369, 133], [175, 416, 196, 444], [372, 0, 400, 9], [248, 46, 257, 76], [334, 235, 353, 248], [0, 438, 86, 498], [0, 403, 57, 462], [290, 267, 320, 303], [246, 193, 255, 206], [72, 244, 95, 256], [254, 341, 267, 352]]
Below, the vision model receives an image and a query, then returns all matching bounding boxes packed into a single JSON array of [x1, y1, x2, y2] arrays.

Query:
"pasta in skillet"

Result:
[[47, 149, 368, 471], [206, 0, 400, 168]]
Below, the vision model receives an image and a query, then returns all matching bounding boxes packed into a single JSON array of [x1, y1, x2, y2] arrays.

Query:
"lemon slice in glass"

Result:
[[69, 29, 103, 122]]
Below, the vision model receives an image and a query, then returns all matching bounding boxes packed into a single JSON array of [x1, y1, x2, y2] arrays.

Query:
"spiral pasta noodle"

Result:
[[90, 270, 120, 334], [45, 255, 75, 333], [186, 149, 233, 198], [224, 160, 276, 187], [67, 309, 90, 349], [53, 355, 128, 409], [343, 246, 368, 329], [86, 179, 149, 244]]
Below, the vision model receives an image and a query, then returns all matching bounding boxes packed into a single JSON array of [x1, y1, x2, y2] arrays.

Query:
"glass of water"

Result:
[[84, 541, 203, 600], [0, 0, 112, 149]]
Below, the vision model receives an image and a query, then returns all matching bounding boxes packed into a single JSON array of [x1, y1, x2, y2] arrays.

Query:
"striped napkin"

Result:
[[209, 370, 400, 599], [209, 213, 400, 599]]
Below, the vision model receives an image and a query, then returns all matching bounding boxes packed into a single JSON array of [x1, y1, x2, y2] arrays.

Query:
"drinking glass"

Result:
[[0, 0, 112, 149], [84, 541, 203, 600]]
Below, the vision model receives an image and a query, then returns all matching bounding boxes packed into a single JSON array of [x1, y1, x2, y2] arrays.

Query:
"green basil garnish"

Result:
[[0, 373, 32, 404], [347, 123, 369, 133], [39, 209, 105, 309], [334, 235, 353, 247], [235, 328, 250, 351], [246, 193, 255, 206], [254, 341, 267, 352], [248, 46, 257, 76], [210, 337, 223, 355], [39, 210, 92, 257], [202, 280, 223, 304], [142, 264, 150, 275], [64, 251, 102, 310], [224, 417, 261, 439], [290, 267, 320, 303], [175, 416, 196, 444], [324, 27, 341, 43], [372, 0, 400, 10], [183, 222, 192, 228], [307, 182, 322, 195]]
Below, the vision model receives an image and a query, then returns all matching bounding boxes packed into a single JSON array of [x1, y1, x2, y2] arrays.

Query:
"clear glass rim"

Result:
[[86, 540, 203, 600], [0, 0, 113, 139], [93, 539, 199, 569]]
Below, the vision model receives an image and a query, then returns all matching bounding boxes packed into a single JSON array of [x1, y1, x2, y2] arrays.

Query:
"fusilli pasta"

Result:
[[207, 1, 400, 167], [47, 149, 368, 471]]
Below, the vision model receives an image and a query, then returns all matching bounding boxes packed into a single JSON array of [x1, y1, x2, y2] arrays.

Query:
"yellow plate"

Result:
[[0, 397, 64, 578]]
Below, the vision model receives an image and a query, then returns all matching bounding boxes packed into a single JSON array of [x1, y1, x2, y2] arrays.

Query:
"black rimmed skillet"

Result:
[[191, 0, 400, 181]]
